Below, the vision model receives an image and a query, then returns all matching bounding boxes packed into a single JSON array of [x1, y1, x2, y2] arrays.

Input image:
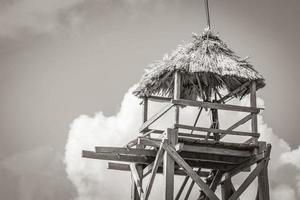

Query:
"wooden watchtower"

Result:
[[82, 30, 271, 200], [82, 2, 271, 199]]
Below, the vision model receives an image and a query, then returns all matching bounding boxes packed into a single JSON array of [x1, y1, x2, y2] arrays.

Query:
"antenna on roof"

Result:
[[204, 0, 211, 30]]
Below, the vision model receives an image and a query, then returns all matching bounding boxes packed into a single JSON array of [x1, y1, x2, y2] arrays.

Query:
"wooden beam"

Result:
[[108, 163, 210, 177], [161, 141, 220, 200], [217, 81, 251, 103], [172, 99, 260, 113], [139, 103, 174, 132], [181, 145, 251, 157], [257, 144, 271, 200], [226, 114, 252, 132], [146, 96, 172, 103], [82, 150, 151, 164], [143, 97, 148, 123], [174, 71, 181, 125], [250, 81, 258, 144], [184, 168, 202, 200], [147, 128, 214, 140], [95, 147, 157, 157], [145, 143, 165, 200], [228, 159, 268, 200], [175, 124, 260, 138], [164, 129, 177, 200]]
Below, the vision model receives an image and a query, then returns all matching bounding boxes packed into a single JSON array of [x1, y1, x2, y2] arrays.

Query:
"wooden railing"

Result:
[[139, 97, 261, 143]]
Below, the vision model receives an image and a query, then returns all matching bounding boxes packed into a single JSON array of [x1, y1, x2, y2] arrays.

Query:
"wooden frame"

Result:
[[82, 72, 270, 200]]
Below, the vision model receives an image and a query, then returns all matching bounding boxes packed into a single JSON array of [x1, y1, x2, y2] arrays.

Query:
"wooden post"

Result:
[[132, 98, 148, 200], [164, 129, 177, 200], [257, 144, 271, 200], [174, 71, 181, 124], [250, 81, 258, 145], [143, 97, 148, 124]]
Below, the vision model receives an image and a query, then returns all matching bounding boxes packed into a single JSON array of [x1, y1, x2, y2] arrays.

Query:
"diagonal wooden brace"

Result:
[[161, 141, 219, 200]]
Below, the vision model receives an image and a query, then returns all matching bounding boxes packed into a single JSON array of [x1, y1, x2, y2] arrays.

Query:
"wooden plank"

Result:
[[130, 164, 145, 200], [145, 143, 165, 200], [82, 150, 151, 164], [164, 129, 177, 200], [179, 152, 246, 164], [161, 142, 220, 200], [146, 96, 172, 103], [175, 176, 190, 200], [175, 124, 260, 138], [148, 128, 214, 140], [172, 99, 260, 113], [95, 147, 157, 157], [228, 160, 268, 200], [139, 103, 174, 132], [181, 145, 251, 157], [217, 81, 251, 103], [179, 139, 258, 150], [108, 163, 209, 177]]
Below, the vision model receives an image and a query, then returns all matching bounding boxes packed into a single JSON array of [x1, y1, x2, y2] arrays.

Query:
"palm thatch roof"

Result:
[[133, 30, 265, 101]]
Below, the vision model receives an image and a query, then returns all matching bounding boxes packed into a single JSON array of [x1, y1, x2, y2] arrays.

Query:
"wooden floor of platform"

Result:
[[82, 140, 262, 172]]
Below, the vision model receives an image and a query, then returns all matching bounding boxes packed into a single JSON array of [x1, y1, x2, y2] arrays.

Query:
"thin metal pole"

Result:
[[204, 0, 211, 29]]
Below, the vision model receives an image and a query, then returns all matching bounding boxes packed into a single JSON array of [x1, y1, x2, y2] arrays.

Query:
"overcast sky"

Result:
[[0, 0, 300, 199]]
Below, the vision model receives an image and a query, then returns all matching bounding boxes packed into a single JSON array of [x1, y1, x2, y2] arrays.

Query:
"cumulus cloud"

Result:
[[65, 86, 300, 200]]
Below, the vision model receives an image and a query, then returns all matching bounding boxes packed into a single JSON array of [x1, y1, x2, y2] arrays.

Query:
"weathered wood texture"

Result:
[[172, 99, 260, 113]]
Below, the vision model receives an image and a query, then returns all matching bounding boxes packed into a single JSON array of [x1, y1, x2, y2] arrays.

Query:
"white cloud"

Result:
[[65, 86, 300, 200], [271, 184, 297, 200]]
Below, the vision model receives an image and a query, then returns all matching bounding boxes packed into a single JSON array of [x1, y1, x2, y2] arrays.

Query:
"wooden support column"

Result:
[[164, 128, 177, 200], [250, 81, 258, 145], [132, 98, 148, 200], [143, 97, 148, 124], [256, 144, 271, 200], [174, 71, 181, 124]]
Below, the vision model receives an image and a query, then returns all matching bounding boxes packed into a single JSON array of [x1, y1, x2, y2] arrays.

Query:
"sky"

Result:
[[0, 0, 300, 199]]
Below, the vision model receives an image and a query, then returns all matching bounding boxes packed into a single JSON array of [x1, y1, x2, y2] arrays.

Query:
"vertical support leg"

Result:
[[250, 81, 258, 145], [256, 144, 271, 200], [164, 129, 177, 200], [174, 71, 181, 125]]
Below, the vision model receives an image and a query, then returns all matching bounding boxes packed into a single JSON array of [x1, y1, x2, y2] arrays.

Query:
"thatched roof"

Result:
[[133, 30, 265, 101]]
